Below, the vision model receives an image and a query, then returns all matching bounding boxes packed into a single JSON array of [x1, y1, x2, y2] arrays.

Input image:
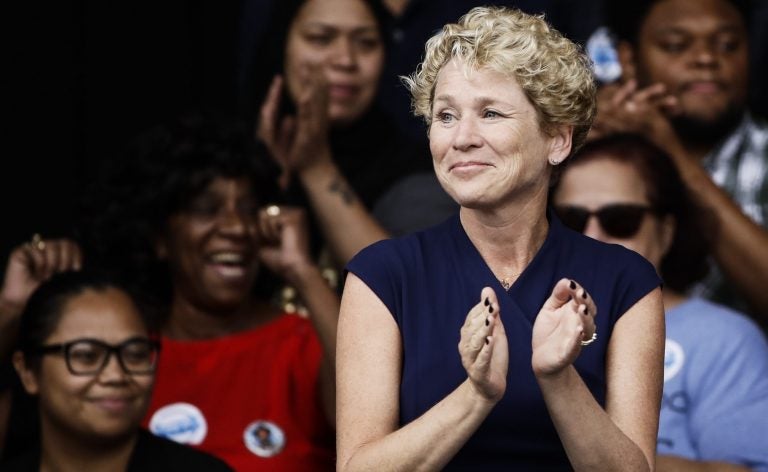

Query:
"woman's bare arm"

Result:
[[336, 276, 506, 472], [535, 284, 664, 471], [257, 75, 389, 266], [257, 207, 340, 425], [297, 160, 389, 264]]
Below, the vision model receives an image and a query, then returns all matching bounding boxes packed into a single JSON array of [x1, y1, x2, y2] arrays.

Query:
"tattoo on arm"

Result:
[[328, 177, 357, 206]]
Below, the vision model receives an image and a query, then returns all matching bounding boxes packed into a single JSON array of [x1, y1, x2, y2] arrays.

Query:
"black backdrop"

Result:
[[3, 0, 242, 265]]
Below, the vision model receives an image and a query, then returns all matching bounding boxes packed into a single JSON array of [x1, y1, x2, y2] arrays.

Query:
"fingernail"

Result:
[[582, 291, 587, 299], [485, 318, 490, 326], [484, 297, 489, 306], [569, 280, 576, 290], [489, 305, 494, 313], [582, 305, 588, 315], [485, 337, 490, 345]]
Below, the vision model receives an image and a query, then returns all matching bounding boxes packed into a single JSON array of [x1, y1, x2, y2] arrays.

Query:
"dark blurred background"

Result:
[[3, 0, 767, 267], [4, 0, 242, 265]]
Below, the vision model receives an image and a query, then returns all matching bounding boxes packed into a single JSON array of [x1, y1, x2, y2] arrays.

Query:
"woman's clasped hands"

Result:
[[531, 278, 597, 377], [460, 287, 508, 403], [459, 279, 597, 400]]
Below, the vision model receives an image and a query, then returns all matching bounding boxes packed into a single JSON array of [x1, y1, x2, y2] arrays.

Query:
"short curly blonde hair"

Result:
[[403, 6, 596, 156]]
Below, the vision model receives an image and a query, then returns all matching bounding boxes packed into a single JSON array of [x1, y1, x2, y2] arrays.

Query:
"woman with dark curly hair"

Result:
[[79, 115, 338, 470], [551, 133, 768, 470]]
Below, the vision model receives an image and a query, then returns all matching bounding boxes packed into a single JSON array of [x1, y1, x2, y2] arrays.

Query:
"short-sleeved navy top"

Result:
[[346, 211, 661, 470]]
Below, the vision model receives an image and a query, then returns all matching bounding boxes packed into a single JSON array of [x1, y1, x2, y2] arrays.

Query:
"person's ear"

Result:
[[660, 214, 676, 257], [617, 41, 637, 82], [12, 352, 40, 395], [547, 124, 573, 166]]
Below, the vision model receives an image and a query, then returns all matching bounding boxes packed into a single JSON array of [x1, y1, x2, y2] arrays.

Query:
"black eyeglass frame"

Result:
[[554, 203, 659, 239], [27, 337, 161, 376]]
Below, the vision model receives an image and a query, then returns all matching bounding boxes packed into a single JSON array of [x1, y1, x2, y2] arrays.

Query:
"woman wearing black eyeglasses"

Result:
[[2, 271, 231, 471], [551, 133, 768, 470]]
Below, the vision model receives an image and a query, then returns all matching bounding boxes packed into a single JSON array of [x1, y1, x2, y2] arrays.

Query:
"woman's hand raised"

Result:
[[459, 286, 508, 403], [531, 278, 597, 377], [257, 66, 333, 189], [256, 205, 314, 285], [0, 238, 82, 318]]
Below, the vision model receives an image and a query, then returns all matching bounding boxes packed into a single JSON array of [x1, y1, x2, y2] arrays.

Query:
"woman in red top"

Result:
[[80, 116, 338, 471]]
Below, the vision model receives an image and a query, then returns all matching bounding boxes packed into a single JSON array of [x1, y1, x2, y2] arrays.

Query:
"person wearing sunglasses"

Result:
[[2, 271, 232, 471], [552, 133, 768, 470], [596, 0, 768, 321]]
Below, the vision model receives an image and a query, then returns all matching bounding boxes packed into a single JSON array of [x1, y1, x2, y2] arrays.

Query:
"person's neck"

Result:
[[661, 288, 687, 312], [671, 110, 745, 162], [382, 0, 409, 16], [164, 294, 281, 340], [39, 417, 136, 472], [677, 138, 715, 162], [460, 192, 549, 285]]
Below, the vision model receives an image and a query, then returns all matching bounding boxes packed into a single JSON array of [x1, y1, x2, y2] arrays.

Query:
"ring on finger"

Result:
[[30, 233, 46, 251], [265, 205, 281, 217], [580, 331, 597, 347]]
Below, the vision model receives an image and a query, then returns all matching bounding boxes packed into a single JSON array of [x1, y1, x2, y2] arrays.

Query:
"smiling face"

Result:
[[553, 156, 673, 269], [429, 60, 569, 211], [284, 0, 384, 125], [159, 177, 260, 313], [623, 0, 749, 126], [20, 288, 153, 442]]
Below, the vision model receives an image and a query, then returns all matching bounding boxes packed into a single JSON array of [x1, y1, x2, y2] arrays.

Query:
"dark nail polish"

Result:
[[485, 338, 490, 345], [489, 305, 494, 313], [484, 297, 489, 306], [485, 318, 490, 326], [582, 306, 588, 315], [582, 291, 587, 299], [569, 280, 576, 290]]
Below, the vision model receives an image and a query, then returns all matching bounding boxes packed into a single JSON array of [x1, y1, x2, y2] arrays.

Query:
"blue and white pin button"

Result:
[[149, 402, 208, 445]]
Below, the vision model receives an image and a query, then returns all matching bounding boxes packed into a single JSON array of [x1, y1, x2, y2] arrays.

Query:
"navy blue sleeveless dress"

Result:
[[346, 211, 661, 470]]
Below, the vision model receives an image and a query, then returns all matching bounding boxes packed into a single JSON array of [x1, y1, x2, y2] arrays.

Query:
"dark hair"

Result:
[[606, 0, 750, 47], [557, 133, 715, 292], [240, 0, 390, 121], [79, 114, 282, 320], [16, 271, 146, 359]]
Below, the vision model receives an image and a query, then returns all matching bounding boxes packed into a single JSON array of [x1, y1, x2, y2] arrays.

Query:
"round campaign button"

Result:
[[149, 402, 208, 445], [243, 420, 286, 458]]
